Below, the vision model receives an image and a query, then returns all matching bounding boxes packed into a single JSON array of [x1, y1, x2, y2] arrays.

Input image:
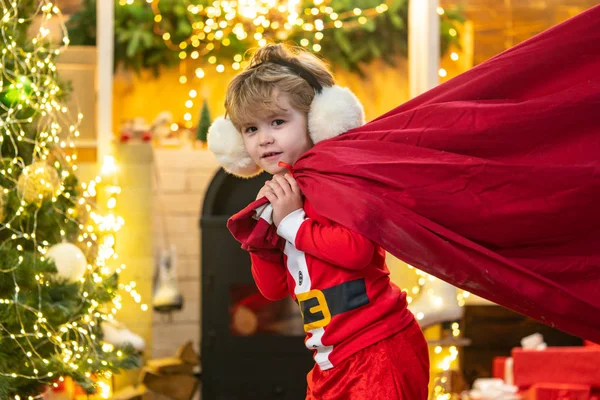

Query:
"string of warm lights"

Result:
[[437, 6, 460, 80], [189, 3, 459, 130], [117, 2, 463, 130], [404, 265, 469, 309], [405, 263, 427, 305], [403, 265, 468, 400], [0, 1, 144, 397], [119, 0, 390, 128], [147, 0, 389, 57], [431, 342, 462, 400]]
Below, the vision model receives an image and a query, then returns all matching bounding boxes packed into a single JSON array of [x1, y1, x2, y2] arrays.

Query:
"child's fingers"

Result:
[[262, 187, 275, 198], [284, 174, 300, 195], [266, 180, 285, 199], [264, 191, 277, 204], [273, 175, 293, 196], [256, 184, 270, 199]]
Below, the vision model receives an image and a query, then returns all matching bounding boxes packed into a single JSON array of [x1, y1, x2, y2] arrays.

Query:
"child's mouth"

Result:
[[261, 152, 282, 160]]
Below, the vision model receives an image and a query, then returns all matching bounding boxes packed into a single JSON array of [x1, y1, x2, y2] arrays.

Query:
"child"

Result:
[[208, 43, 430, 399]]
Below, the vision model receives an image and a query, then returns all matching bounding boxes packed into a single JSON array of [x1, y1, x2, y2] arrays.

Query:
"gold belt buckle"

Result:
[[297, 289, 332, 331]]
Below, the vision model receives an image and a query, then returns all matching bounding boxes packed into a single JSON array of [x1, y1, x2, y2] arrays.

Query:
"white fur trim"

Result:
[[207, 116, 262, 178], [308, 85, 365, 144]]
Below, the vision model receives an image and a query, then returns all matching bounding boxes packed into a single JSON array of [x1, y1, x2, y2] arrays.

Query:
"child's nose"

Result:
[[258, 129, 274, 145]]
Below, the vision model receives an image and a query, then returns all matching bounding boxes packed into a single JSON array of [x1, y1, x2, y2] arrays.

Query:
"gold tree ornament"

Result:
[[16, 161, 61, 205]]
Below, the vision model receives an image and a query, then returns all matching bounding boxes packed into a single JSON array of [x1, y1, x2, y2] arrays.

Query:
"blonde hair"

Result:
[[225, 43, 335, 130]]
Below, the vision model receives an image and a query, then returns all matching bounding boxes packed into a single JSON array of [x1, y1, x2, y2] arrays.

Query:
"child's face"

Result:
[[241, 91, 313, 175]]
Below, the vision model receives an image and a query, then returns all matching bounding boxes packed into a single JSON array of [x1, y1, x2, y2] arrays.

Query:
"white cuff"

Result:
[[277, 209, 306, 244], [254, 204, 274, 224]]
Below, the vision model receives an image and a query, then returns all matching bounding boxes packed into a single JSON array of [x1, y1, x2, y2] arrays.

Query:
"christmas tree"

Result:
[[196, 99, 211, 143], [0, 2, 140, 398]]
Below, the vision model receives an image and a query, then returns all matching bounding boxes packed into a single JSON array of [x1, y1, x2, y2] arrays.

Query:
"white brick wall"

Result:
[[152, 148, 220, 361]]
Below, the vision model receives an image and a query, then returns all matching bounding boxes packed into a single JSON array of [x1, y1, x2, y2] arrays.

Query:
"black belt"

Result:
[[296, 279, 369, 331]]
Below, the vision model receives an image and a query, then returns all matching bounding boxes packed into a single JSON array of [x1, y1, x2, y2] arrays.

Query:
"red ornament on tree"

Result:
[[51, 379, 66, 392]]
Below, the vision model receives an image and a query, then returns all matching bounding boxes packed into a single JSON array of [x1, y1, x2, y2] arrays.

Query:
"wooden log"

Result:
[[147, 357, 195, 375], [176, 341, 200, 365], [141, 369, 199, 400]]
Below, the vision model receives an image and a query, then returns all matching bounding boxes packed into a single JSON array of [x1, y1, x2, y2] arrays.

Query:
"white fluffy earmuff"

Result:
[[207, 85, 365, 178], [207, 117, 262, 177], [308, 85, 365, 144]]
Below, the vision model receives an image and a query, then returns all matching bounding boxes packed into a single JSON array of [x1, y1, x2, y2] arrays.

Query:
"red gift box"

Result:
[[493, 357, 509, 379], [493, 356, 514, 384], [512, 347, 600, 388], [525, 383, 590, 400]]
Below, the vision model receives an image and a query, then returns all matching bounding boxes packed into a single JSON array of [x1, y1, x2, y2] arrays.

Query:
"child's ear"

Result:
[[308, 86, 365, 143], [208, 117, 262, 178]]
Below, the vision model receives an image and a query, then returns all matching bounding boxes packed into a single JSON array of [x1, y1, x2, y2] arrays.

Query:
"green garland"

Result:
[[67, 0, 465, 76]]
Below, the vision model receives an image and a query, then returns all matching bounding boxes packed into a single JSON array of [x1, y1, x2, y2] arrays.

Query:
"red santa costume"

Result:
[[247, 198, 429, 399]]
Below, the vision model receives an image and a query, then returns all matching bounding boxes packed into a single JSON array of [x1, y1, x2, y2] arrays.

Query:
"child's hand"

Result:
[[256, 183, 273, 200], [264, 174, 303, 227]]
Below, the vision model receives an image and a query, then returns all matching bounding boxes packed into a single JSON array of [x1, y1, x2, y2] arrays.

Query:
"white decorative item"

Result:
[[151, 111, 174, 140], [46, 242, 87, 282], [408, 274, 464, 328], [119, 117, 154, 142], [153, 245, 184, 313], [466, 378, 520, 400], [102, 319, 145, 352], [521, 333, 546, 350], [132, 117, 150, 134]]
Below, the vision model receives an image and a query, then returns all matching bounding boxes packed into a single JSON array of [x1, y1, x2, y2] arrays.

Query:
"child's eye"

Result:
[[245, 126, 257, 134], [272, 119, 285, 126]]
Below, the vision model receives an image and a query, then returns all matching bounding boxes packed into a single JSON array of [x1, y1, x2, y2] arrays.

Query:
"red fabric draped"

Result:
[[229, 5, 600, 342]]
